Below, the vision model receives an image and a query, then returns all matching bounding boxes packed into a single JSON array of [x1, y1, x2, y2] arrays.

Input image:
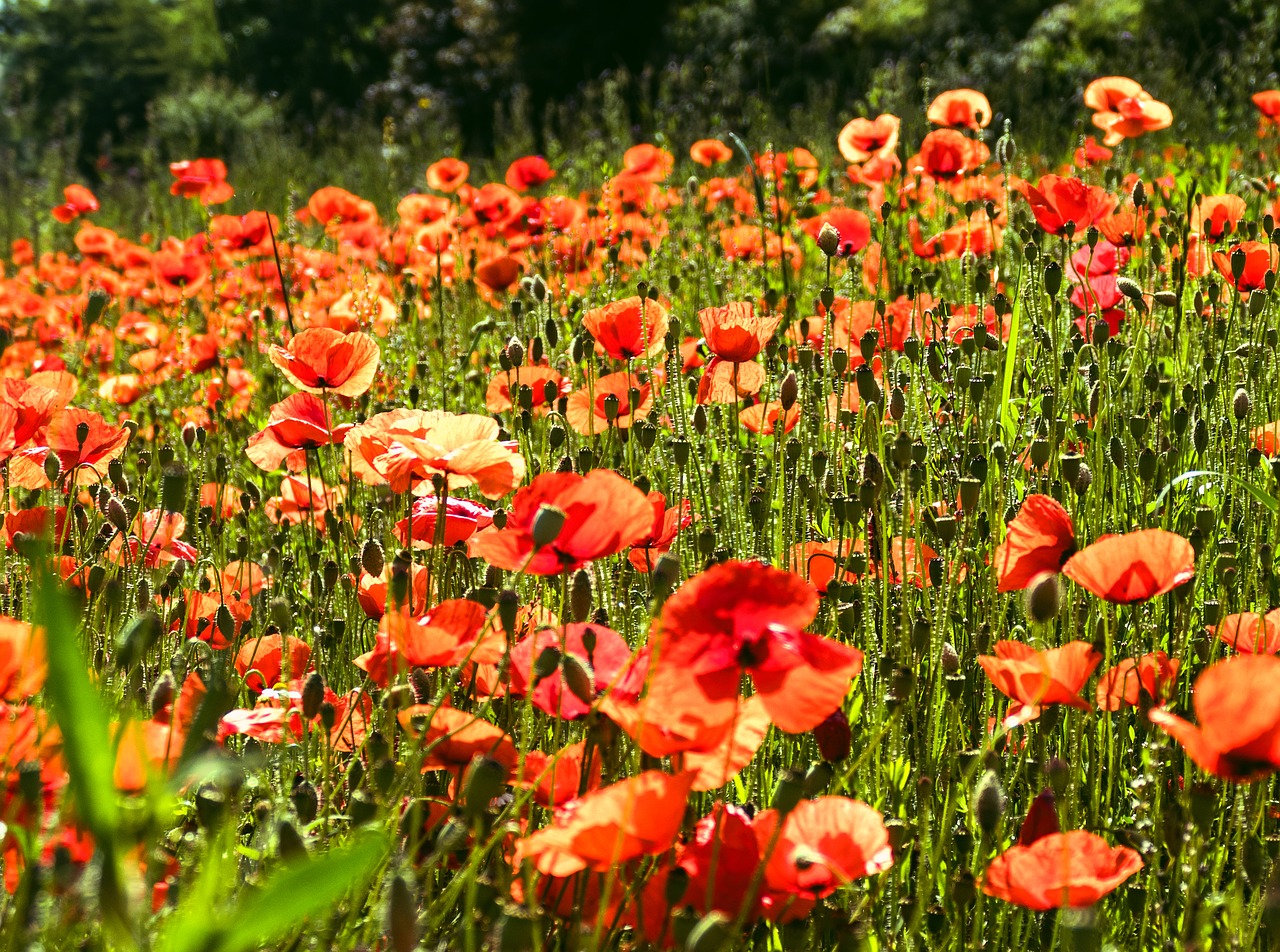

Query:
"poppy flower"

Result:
[[508, 622, 632, 719], [982, 831, 1142, 910], [1149, 654, 1280, 781], [397, 704, 518, 776], [906, 130, 989, 181], [1061, 529, 1195, 603], [1213, 608, 1280, 654], [469, 469, 653, 575], [235, 635, 312, 693], [564, 371, 653, 436], [51, 185, 99, 223], [927, 88, 993, 130], [838, 114, 900, 164], [582, 296, 670, 361], [352, 563, 431, 623], [690, 139, 734, 166], [382, 598, 499, 670], [681, 694, 773, 791], [10, 408, 130, 489], [268, 327, 380, 398], [394, 496, 494, 549], [739, 401, 799, 435], [800, 208, 871, 257], [485, 365, 568, 416], [345, 409, 526, 497], [1084, 76, 1148, 112], [245, 392, 353, 472], [677, 804, 769, 919], [0, 618, 45, 702], [753, 797, 894, 898], [993, 494, 1077, 592], [503, 156, 555, 192], [1213, 240, 1278, 294], [109, 510, 200, 568], [1018, 175, 1117, 236], [622, 144, 675, 182], [699, 301, 780, 363], [626, 492, 692, 573], [514, 770, 695, 876], [1193, 194, 1248, 241], [696, 357, 768, 404], [169, 158, 234, 205], [426, 157, 470, 192], [908, 210, 1001, 261], [978, 641, 1102, 726], [1090, 89, 1173, 146], [1095, 652, 1179, 711], [1253, 90, 1280, 123], [264, 474, 344, 529], [513, 741, 602, 808], [1073, 136, 1114, 168], [648, 560, 863, 733]]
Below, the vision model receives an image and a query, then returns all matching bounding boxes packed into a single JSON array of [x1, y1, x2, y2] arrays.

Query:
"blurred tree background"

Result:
[[0, 0, 1277, 193]]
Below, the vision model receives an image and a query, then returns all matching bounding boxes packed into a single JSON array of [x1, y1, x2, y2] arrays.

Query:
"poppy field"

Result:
[[7, 78, 1280, 950]]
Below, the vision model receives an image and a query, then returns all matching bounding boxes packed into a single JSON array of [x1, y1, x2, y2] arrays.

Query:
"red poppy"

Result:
[[1149, 654, 1280, 781], [622, 144, 675, 182], [268, 327, 379, 398], [582, 296, 670, 361], [515, 770, 695, 876], [978, 641, 1102, 726], [838, 114, 900, 164], [564, 371, 653, 436], [1018, 174, 1118, 236], [51, 185, 99, 223], [485, 365, 568, 416], [739, 401, 799, 435], [468, 469, 653, 575], [982, 831, 1142, 910], [1213, 608, 1280, 654], [1018, 789, 1060, 847], [0, 618, 45, 702], [906, 130, 989, 181], [10, 408, 130, 489], [398, 704, 518, 776], [504, 156, 555, 192], [800, 208, 871, 257], [169, 158, 234, 205], [235, 635, 312, 693], [753, 797, 894, 898], [394, 496, 494, 549], [909, 210, 1002, 261], [245, 392, 353, 472], [993, 495, 1077, 591], [426, 157, 470, 192], [1253, 90, 1280, 122], [1095, 652, 1179, 711], [1061, 529, 1195, 603], [648, 560, 863, 733], [627, 492, 692, 573], [927, 88, 992, 130], [1073, 136, 1114, 168], [1192, 194, 1248, 240], [698, 301, 780, 363], [382, 598, 498, 670], [513, 741, 602, 808], [508, 622, 632, 719], [1212, 240, 1278, 294], [109, 511, 200, 568], [690, 139, 734, 166], [1083, 76, 1147, 113]]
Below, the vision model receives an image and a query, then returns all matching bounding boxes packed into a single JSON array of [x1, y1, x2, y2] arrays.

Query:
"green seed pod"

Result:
[[531, 504, 567, 548], [972, 769, 1006, 836], [463, 756, 508, 816], [771, 767, 806, 816], [561, 653, 595, 705], [1025, 571, 1062, 623]]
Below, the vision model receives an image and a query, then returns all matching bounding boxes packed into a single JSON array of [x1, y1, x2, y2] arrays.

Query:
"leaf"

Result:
[[1149, 469, 1279, 514]]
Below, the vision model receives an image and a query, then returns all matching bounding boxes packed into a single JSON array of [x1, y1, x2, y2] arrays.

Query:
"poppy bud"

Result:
[[1025, 570, 1062, 623], [972, 769, 1005, 836], [651, 551, 680, 600], [161, 464, 188, 514], [105, 495, 130, 534], [531, 504, 567, 548], [779, 371, 798, 411], [561, 653, 595, 705], [301, 672, 326, 721], [318, 701, 336, 733], [1116, 276, 1144, 305], [771, 767, 806, 816], [1074, 461, 1093, 496], [277, 820, 307, 861], [816, 222, 841, 258], [567, 569, 593, 623], [291, 777, 319, 824], [665, 865, 690, 906], [43, 453, 61, 486], [463, 755, 507, 816], [813, 709, 851, 762], [1154, 290, 1177, 308], [1234, 387, 1252, 421], [533, 646, 561, 682], [385, 873, 417, 952], [270, 597, 293, 634], [1043, 261, 1062, 298], [150, 670, 176, 718]]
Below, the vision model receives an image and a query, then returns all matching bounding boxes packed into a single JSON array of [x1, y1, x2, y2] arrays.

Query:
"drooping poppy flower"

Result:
[[837, 114, 900, 164], [508, 622, 633, 719], [9, 408, 130, 489], [696, 357, 768, 404], [993, 495, 1077, 592], [690, 139, 734, 166], [564, 371, 653, 436], [1213, 608, 1280, 654], [468, 469, 653, 575], [1061, 529, 1195, 603], [51, 185, 99, 223], [394, 496, 494, 549], [245, 392, 353, 472], [169, 158, 234, 205], [1073, 136, 1114, 168], [753, 797, 894, 898], [1149, 654, 1280, 781], [582, 296, 670, 361], [648, 560, 862, 733], [978, 641, 1103, 726], [345, 409, 526, 497], [268, 327, 380, 398], [514, 770, 695, 876], [626, 492, 692, 573], [1213, 240, 1278, 294], [1095, 651, 1179, 711], [927, 88, 993, 130], [982, 831, 1142, 910], [426, 157, 470, 192], [1018, 789, 1061, 847], [1018, 174, 1118, 236], [235, 635, 313, 693]]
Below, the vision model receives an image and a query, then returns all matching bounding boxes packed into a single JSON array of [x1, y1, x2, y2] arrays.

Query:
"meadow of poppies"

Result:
[[4, 76, 1280, 949]]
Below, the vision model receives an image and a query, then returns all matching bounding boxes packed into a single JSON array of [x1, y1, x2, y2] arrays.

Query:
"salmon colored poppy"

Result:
[[426, 157, 470, 192], [927, 88, 993, 130], [245, 392, 353, 472], [648, 560, 862, 733], [268, 327, 380, 397], [235, 635, 312, 693], [394, 496, 494, 549], [699, 301, 780, 363], [838, 114, 900, 164], [626, 492, 692, 573], [906, 130, 989, 181], [469, 469, 653, 574], [485, 365, 568, 415], [1150, 655, 1280, 781], [739, 401, 799, 435], [0, 618, 45, 702], [1018, 174, 1118, 237], [582, 296, 670, 361], [978, 641, 1102, 726], [508, 622, 632, 719], [169, 158, 234, 205], [754, 797, 894, 898], [982, 831, 1142, 910], [10, 408, 130, 489], [1091, 93, 1173, 146], [1213, 240, 1279, 293], [1213, 608, 1280, 654], [622, 144, 675, 182], [345, 408, 526, 497], [51, 185, 99, 223], [696, 357, 768, 404], [1095, 652, 1179, 711], [565, 371, 653, 436], [1084, 76, 1148, 113], [993, 494, 1077, 591], [352, 564, 431, 624], [1192, 194, 1248, 241], [1061, 529, 1195, 603], [514, 770, 695, 876], [264, 474, 344, 530], [690, 139, 734, 166]]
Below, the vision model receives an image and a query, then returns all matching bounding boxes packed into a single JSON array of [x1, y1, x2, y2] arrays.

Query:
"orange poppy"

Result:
[[508, 621, 632, 719], [468, 469, 653, 575], [982, 831, 1142, 910], [397, 704, 518, 775], [696, 357, 767, 404], [993, 494, 1077, 592], [169, 158, 234, 205], [927, 89, 992, 130], [425, 157, 470, 192], [1083, 76, 1148, 112], [383, 598, 498, 670], [1074, 136, 1114, 168], [564, 371, 653, 436], [1090, 90, 1172, 146], [1095, 652, 1179, 711], [245, 392, 353, 472], [505, 156, 555, 192], [109, 510, 199, 568], [906, 130, 989, 181], [1149, 654, 1280, 781], [800, 208, 871, 257], [0, 618, 45, 702], [51, 184, 99, 223], [739, 401, 799, 435], [1213, 608, 1280, 654], [582, 296, 670, 361], [1061, 529, 1195, 603], [513, 741, 602, 808], [514, 770, 695, 876], [235, 635, 312, 693], [690, 139, 734, 166], [1018, 175, 1118, 237], [1212, 240, 1279, 293], [1253, 90, 1280, 122], [622, 144, 675, 182], [626, 492, 692, 573], [1192, 194, 1248, 241], [648, 560, 863, 733], [485, 365, 568, 415], [753, 797, 894, 898], [837, 114, 900, 164], [10, 408, 129, 489], [978, 641, 1102, 726], [268, 327, 379, 398], [698, 301, 780, 363]]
